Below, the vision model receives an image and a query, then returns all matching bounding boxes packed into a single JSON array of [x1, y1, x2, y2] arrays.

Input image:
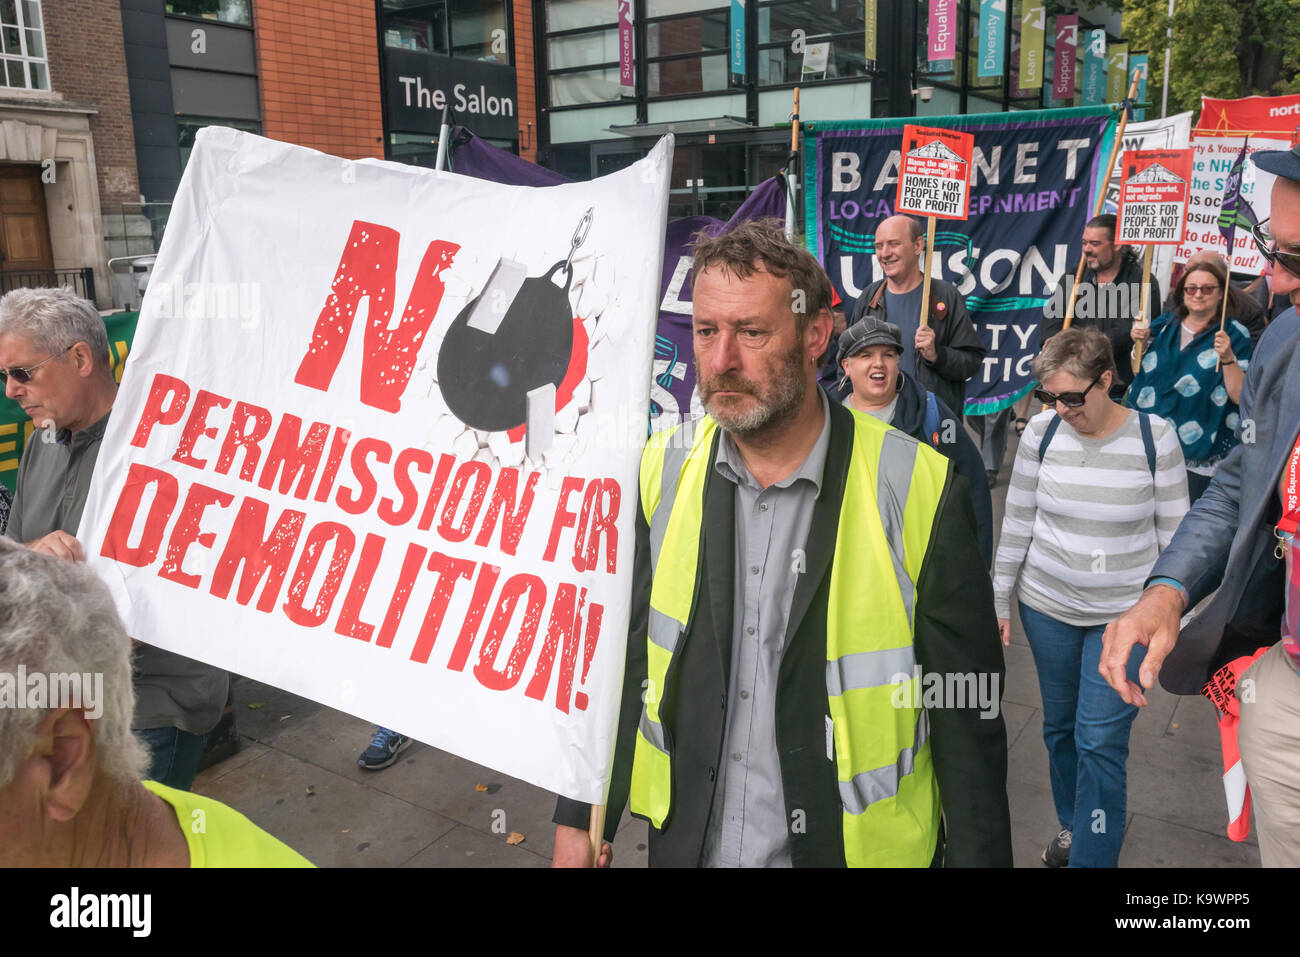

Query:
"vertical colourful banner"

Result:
[[618, 0, 634, 92], [864, 0, 877, 61], [1081, 28, 1106, 106], [730, 0, 745, 74], [1107, 42, 1129, 104], [1019, 4, 1045, 90], [1131, 52, 1149, 120], [1052, 14, 1077, 102], [929, 0, 956, 61], [977, 0, 1006, 78]]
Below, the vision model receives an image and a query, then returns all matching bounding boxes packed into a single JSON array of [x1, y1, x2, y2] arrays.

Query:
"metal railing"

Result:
[[0, 268, 96, 302]]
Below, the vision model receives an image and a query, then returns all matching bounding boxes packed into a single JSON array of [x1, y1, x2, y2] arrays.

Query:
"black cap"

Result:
[[1252, 142, 1300, 182]]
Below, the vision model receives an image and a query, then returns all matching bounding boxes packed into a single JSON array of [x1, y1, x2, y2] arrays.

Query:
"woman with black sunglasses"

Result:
[[993, 328, 1189, 868], [1129, 259, 1253, 503]]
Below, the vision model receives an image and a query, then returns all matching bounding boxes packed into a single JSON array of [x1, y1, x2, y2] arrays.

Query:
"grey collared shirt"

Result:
[[701, 391, 831, 868]]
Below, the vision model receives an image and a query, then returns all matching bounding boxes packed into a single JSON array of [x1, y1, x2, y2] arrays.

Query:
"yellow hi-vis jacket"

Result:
[[629, 411, 950, 867]]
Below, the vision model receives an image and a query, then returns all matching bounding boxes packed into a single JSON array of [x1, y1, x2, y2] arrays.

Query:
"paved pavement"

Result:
[[192, 426, 1259, 868]]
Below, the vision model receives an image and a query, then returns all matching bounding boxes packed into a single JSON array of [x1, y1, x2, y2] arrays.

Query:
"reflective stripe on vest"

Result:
[[630, 411, 950, 866]]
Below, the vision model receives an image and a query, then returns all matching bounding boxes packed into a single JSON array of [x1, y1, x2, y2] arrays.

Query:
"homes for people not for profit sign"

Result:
[[1116, 149, 1193, 245], [895, 125, 974, 220], [78, 128, 672, 803]]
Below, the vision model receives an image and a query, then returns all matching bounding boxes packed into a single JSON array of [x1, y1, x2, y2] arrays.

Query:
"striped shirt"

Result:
[[993, 409, 1189, 627]]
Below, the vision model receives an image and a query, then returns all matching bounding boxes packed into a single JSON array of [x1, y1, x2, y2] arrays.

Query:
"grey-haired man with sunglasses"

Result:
[[1101, 146, 1300, 866], [0, 287, 228, 792]]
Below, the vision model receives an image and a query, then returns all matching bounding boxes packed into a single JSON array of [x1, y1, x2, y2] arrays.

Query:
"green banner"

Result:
[[1107, 42, 1129, 104], [1019, 4, 1045, 89], [864, 0, 877, 61], [0, 311, 138, 494]]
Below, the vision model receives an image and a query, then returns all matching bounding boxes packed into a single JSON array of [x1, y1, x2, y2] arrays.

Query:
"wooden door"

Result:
[[0, 164, 54, 286]]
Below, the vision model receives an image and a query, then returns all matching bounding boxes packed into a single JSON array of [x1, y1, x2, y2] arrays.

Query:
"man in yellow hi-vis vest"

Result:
[[552, 221, 1011, 867]]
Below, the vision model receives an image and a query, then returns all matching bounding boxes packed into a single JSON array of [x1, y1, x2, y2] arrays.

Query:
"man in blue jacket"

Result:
[[1100, 143, 1300, 866]]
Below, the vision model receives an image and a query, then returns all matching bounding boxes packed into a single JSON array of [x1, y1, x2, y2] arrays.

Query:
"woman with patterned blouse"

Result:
[[1129, 259, 1253, 503]]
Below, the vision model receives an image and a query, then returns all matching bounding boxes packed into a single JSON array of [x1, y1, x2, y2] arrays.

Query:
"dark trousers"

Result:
[[138, 726, 209, 790]]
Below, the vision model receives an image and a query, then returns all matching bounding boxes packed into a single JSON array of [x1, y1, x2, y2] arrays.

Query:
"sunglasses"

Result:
[[1034, 375, 1101, 410], [0, 345, 73, 385], [1251, 219, 1300, 280], [1183, 284, 1220, 297]]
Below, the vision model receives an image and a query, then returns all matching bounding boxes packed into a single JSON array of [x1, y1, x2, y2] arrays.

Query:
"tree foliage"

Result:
[[1120, 0, 1300, 117]]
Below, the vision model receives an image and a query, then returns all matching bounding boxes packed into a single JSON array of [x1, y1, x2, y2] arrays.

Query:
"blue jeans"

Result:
[[1019, 601, 1146, 868], [137, 726, 209, 791]]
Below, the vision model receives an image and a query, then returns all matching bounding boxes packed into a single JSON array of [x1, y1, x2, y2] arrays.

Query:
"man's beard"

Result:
[[698, 341, 807, 438]]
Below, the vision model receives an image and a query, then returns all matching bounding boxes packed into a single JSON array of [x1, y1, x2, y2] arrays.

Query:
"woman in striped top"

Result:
[[993, 328, 1189, 868]]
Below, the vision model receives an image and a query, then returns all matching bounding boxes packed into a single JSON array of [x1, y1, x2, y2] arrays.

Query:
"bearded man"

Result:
[[550, 220, 1011, 868]]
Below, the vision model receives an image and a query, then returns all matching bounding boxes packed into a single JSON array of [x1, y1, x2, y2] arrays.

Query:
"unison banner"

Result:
[[805, 106, 1116, 413], [78, 128, 672, 803]]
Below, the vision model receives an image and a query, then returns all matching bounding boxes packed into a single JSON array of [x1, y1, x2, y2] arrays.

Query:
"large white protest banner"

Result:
[[79, 128, 673, 802], [1175, 135, 1283, 272]]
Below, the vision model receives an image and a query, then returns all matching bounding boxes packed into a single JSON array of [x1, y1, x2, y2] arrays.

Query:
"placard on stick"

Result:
[[1116, 148, 1193, 245], [896, 125, 975, 221]]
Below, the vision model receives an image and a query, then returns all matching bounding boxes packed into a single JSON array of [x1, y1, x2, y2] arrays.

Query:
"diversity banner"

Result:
[[977, 0, 1006, 79], [805, 106, 1117, 413], [1052, 14, 1078, 102], [1116, 149, 1193, 245], [0, 310, 139, 494], [1019, 4, 1046, 90], [78, 128, 673, 803]]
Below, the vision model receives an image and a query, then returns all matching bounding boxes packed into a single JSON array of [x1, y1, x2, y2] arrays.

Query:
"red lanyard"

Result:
[[1275, 430, 1300, 557]]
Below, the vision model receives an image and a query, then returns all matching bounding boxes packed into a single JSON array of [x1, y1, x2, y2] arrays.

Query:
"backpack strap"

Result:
[[923, 391, 942, 446], [1138, 411, 1157, 477], [1036, 414, 1062, 463]]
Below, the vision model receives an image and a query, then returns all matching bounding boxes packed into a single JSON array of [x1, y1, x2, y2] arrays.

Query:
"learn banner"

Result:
[[805, 107, 1116, 414], [78, 128, 672, 803], [1019, 4, 1046, 90]]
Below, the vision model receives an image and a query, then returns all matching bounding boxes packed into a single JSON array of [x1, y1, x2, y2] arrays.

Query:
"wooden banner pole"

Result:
[[1131, 243, 1154, 375], [588, 803, 607, 866], [1066, 68, 1142, 331], [1215, 271, 1231, 372], [919, 215, 937, 328]]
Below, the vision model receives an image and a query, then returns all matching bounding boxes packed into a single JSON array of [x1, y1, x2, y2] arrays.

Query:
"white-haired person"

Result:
[[992, 328, 1189, 868], [0, 286, 227, 789], [0, 538, 312, 866]]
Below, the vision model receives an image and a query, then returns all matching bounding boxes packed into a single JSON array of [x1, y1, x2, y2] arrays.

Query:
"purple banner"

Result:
[[929, 0, 956, 61], [618, 0, 634, 90], [1053, 14, 1077, 101]]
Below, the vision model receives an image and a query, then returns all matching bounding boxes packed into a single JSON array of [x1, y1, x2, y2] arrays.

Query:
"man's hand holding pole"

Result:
[[553, 824, 612, 868], [1100, 583, 1186, 706]]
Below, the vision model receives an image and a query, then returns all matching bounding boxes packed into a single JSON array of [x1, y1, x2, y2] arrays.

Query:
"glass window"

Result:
[[546, 0, 619, 32], [384, 1, 450, 53], [177, 117, 260, 170], [549, 67, 623, 106], [757, 0, 862, 44], [165, 1, 252, 26], [0, 0, 47, 91], [648, 0, 725, 16], [758, 37, 867, 85], [549, 28, 618, 70], [646, 12, 728, 56], [449, 0, 510, 63], [647, 53, 729, 95]]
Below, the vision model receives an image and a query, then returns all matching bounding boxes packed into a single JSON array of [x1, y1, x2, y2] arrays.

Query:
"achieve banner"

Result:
[[78, 128, 672, 803], [805, 106, 1116, 413]]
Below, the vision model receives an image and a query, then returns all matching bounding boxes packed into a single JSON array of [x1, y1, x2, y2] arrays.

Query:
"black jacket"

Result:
[[834, 277, 987, 418], [1041, 252, 1161, 395], [555, 400, 1012, 866], [885, 373, 993, 567]]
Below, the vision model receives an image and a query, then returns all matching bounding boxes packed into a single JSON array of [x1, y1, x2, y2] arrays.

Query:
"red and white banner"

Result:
[[1199, 94, 1300, 143], [1116, 149, 1193, 245], [79, 128, 672, 803], [895, 124, 974, 221]]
